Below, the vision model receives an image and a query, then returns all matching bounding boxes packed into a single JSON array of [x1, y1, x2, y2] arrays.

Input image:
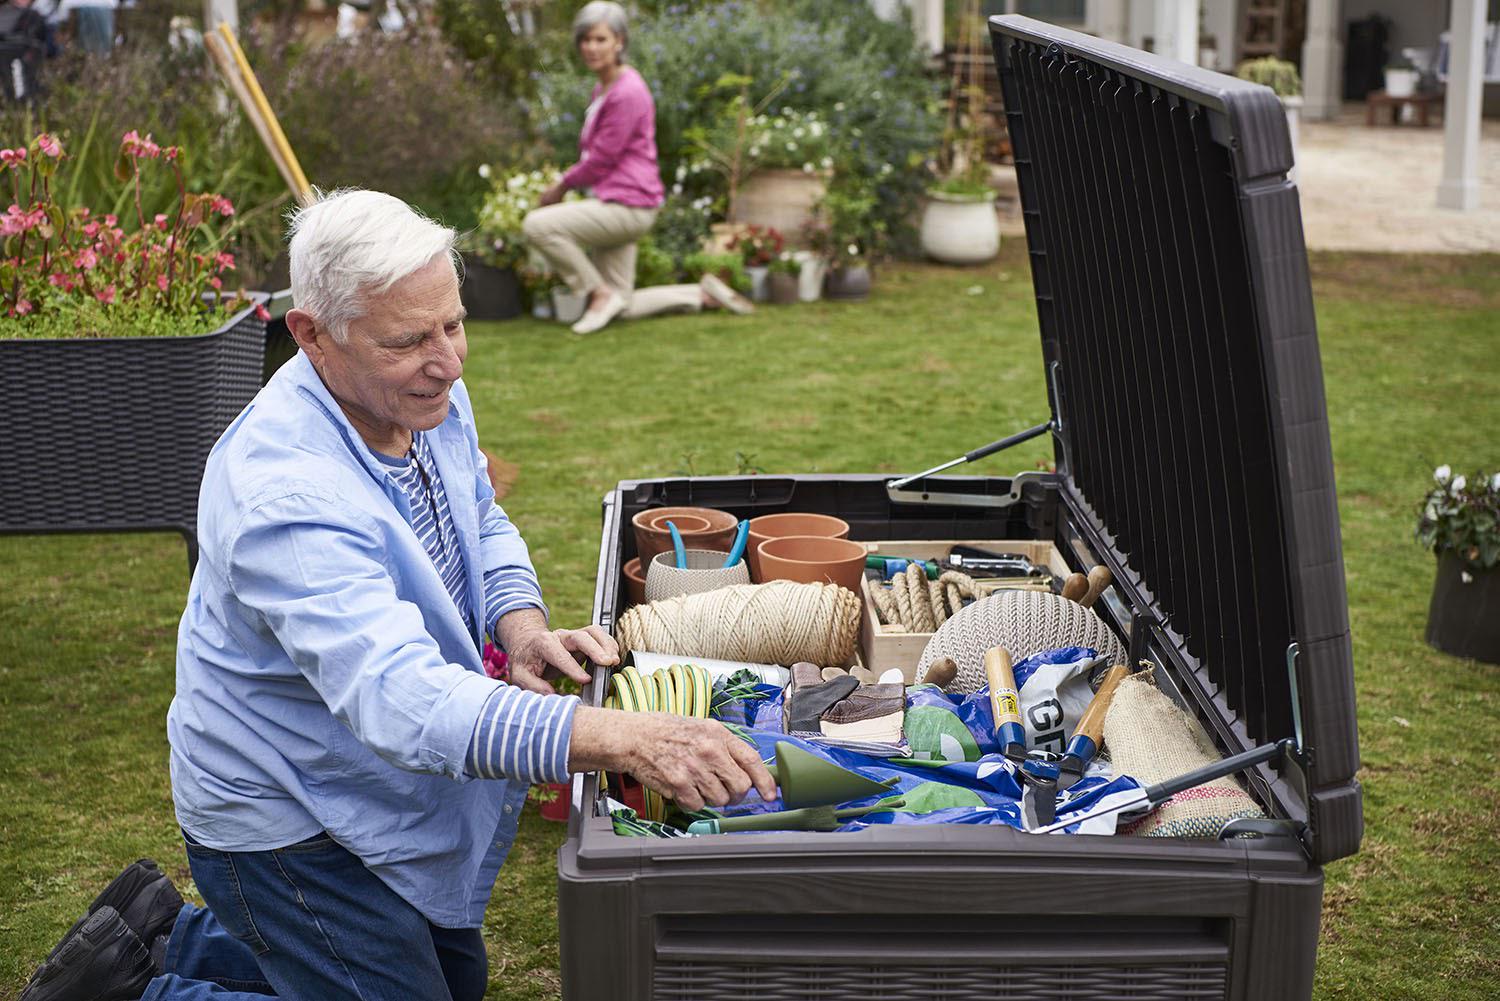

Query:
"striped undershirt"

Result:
[[373, 433, 575, 784]]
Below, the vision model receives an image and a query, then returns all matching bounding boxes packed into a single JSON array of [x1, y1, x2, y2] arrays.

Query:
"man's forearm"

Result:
[[565, 705, 625, 773]]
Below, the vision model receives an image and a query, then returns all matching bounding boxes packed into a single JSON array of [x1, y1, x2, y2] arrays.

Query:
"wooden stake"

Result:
[[215, 23, 312, 204], [203, 32, 299, 202]]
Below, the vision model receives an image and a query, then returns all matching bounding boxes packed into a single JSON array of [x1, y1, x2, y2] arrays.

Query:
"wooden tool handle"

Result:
[[1060, 572, 1089, 602], [1080, 565, 1113, 608], [983, 646, 1022, 728], [924, 656, 958, 690], [1074, 665, 1128, 745]]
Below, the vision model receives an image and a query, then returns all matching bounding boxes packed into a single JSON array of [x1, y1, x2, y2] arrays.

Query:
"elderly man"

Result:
[[21, 190, 775, 1001]]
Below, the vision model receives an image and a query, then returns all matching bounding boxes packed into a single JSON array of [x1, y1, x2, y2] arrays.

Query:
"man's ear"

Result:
[[285, 308, 326, 368]]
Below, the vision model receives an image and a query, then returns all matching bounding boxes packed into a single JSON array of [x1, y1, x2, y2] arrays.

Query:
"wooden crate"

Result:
[[858, 539, 1069, 681]]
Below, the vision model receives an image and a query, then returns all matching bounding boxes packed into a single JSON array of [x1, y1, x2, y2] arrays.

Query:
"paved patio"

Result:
[[1296, 105, 1500, 253], [995, 104, 1499, 254]]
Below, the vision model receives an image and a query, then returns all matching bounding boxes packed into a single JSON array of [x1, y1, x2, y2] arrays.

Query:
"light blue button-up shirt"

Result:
[[169, 351, 576, 928]]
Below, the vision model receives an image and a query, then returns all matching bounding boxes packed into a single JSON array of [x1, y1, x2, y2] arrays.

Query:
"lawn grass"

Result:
[[1, 244, 1497, 999]]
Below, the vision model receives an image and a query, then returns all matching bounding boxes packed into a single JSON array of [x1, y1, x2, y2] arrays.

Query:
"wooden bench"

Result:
[[1365, 89, 1444, 126]]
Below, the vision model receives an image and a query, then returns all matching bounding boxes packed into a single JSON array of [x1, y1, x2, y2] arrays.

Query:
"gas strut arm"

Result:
[[887, 419, 1055, 491]]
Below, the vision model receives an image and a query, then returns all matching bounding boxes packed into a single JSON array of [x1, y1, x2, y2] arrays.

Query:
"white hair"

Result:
[[573, 1, 629, 59], [288, 189, 459, 343]]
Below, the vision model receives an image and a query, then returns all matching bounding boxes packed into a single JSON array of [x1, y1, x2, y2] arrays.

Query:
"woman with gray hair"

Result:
[[524, 0, 752, 334]]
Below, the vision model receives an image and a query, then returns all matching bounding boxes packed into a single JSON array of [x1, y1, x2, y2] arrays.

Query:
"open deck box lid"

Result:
[[985, 16, 1361, 862]]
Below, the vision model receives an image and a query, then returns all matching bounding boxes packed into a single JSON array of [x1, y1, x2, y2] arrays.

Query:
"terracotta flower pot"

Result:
[[644, 549, 751, 603], [756, 535, 866, 593], [767, 271, 800, 305], [621, 557, 647, 608], [732, 168, 828, 243], [1426, 552, 1500, 664], [746, 512, 850, 582], [631, 506, 738, 569]]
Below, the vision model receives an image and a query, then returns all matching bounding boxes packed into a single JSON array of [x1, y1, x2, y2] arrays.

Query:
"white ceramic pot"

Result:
[[793, 252, 827, 302], [1384, 67, 1418, 98], [920, 190, 1000, 265], [1281, 95, 1302, 183], [732, 168, 828, 243], [551, 287, 586, 324], [745, 265, 769, 302]]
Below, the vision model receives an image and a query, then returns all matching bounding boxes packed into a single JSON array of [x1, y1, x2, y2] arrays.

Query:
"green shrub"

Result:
[[649, 192, 715, 267], [681, 251, 748, 294], [634, 234, 678, 288], [535, 0, 942, 253]]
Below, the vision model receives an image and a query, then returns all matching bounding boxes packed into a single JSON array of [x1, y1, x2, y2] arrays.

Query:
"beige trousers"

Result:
[[521, 199, 703, 319]]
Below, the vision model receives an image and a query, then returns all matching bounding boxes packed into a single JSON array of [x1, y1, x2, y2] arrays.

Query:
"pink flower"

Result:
[[157, 274, 169, 291], [211, 195, 235, 217], [154, 213, 168, 230], [36, 134, 61, 158], [13, 298, 33, 315], [163, 146, 180, 161], [214, 251, 235, 272], [104, 214, 117, 227], [82, 221, 99, 238], [207, 275, 223, 290], [0, 148, 26, 166], [253, 303, 270, 322], [74, 248, 98, 270], [95, 285, 117, 305], [120, 131, 161, 159]]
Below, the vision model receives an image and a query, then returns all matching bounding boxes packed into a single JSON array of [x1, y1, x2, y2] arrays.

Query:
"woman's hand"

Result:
[[537, 182, 565, 207]]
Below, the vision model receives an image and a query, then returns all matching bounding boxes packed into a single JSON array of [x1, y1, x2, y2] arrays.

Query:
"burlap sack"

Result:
[[1103, 671, 1264, 838]]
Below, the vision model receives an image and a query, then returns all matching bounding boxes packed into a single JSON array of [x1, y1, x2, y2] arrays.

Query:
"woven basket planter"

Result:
[[0, 294, 269, 568]]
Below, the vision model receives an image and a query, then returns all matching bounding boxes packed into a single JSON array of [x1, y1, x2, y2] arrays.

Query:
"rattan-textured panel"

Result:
[[655, 961, 1227, 1000], [1, 300, 268, 561]]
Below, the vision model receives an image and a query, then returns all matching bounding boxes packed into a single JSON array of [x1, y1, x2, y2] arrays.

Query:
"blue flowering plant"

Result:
[[1418, 465, 1500, 570]]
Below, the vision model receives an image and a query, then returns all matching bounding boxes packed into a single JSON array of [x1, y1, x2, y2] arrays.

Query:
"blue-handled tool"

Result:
[[722, 520, 750, 568], [665, 521, 688, 569]]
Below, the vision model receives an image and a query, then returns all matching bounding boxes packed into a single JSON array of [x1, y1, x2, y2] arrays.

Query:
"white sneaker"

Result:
[[699, 273, 754, 315], [570, 290, 627, 335]]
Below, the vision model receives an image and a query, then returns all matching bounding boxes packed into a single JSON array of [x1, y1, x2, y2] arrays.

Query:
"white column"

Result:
[[1153, 0, 1198, 65], [1085, 0, 1129, 44], [1301, 0, 1343, 121], [203, 0, 238, 34], [917, 0, 944, 56], [1437, 0, 1487, 210]]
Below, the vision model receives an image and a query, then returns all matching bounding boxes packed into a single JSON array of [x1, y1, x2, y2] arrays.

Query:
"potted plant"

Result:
[[921, 3, 999, 265], [1235, 57, 1303, 174], [682, 250, 751, 297], [1417, 465, 1500, 664], [1384, 55, 1419, 98], [0, 132, 268, 568], [766, 252, 801, 305], [812, 177, 884, 301], [471, 164, 573, 320], [727, 224, 784, 302], [707, 97, 836, 245]]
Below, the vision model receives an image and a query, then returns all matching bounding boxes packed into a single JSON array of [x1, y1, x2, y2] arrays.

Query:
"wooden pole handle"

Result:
[[982, 646, 1022, 729], [1073, 664, 1129, 745], [216, 23, 313, 204], [1080, 565, 1113, 608]]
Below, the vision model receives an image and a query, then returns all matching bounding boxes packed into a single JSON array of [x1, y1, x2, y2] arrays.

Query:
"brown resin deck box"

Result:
[[558, 16, 1362, 1000]]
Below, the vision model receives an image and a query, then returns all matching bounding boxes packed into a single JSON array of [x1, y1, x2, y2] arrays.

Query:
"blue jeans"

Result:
[[139, 834, 487, 1001]]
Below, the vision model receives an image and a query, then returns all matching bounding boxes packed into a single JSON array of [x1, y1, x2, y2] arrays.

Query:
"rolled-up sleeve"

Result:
[[227, 490, 557, 780]]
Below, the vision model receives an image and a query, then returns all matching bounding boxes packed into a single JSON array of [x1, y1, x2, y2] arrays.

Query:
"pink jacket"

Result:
[[561, 66, 665, 208]]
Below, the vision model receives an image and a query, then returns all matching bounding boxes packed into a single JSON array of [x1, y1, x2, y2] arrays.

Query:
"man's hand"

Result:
[[498, 609, 619, 695], [567, 707, 779, 812], [537, 182, 565, 207]]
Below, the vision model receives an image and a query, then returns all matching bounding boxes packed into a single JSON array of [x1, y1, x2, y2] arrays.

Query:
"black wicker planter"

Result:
[[459, 256, 523, 321], [1427, 552, 1500, 664], [0, 295, 269, 570]]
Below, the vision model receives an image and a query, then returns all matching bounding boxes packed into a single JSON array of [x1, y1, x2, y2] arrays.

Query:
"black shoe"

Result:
[[45, 859, 183, 966], [20, 906, 156, 1001]]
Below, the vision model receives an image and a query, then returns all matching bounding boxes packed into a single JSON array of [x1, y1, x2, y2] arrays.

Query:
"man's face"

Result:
[[314, 255, 468, 442]]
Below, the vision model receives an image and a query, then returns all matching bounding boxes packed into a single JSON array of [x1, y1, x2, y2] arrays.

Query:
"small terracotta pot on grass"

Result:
[[756, 535, 866, 593], [747, 512, 850, 582]]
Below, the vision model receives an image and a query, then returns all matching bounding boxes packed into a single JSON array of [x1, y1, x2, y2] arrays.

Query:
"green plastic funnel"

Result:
[[774, 741, 899, 809]]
